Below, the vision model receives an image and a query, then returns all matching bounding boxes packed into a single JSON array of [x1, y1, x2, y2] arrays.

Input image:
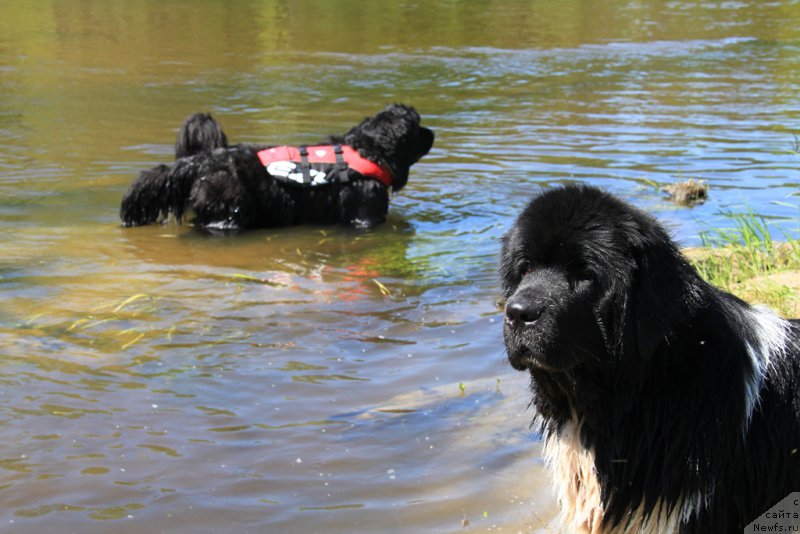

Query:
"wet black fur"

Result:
[[120, 104, 434, 230], [500, 185, 800, 532]]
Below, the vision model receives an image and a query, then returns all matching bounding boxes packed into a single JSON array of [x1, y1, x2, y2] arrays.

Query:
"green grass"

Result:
[[690, 211, 800, 315]]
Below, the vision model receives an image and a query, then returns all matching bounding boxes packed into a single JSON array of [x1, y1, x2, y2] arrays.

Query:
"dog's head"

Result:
[[343, 104, 434, 191], [500, 185, 692, 374]]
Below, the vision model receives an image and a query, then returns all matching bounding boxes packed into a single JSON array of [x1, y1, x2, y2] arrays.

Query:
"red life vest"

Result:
[[256, 145, 392, 187]]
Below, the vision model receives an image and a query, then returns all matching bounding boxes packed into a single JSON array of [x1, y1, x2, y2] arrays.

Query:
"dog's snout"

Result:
[[505, 299, 545, 328]]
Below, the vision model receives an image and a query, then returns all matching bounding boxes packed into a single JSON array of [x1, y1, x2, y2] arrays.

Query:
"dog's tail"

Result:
[[175, 112, 229, 159]]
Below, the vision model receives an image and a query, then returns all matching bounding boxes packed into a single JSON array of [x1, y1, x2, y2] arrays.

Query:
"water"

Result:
[[1, 0, 800, 532]]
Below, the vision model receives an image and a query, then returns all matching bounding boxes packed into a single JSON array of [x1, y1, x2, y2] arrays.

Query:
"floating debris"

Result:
[[662, 179, 709, 206], [372, 278, 392, 297]]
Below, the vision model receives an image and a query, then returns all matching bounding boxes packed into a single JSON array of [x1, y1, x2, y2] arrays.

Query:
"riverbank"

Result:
[[685, 215, 800, 317]]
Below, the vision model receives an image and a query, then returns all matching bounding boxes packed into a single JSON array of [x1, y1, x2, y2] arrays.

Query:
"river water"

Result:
[[1, 1, 799, 532]]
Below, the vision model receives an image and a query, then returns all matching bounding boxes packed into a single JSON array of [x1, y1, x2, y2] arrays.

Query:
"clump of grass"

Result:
[[690, 211, 800, 315], [694, 211, 797, 283]]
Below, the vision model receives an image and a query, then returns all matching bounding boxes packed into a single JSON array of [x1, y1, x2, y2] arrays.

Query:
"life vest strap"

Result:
[[332, 145, 348, 183], [298, 146, 311, 185]]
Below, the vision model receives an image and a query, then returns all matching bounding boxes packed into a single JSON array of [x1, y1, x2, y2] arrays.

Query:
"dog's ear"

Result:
[[593, 259, 633, 358], [595, 222, 691, 362], [626, 230, 693, 360]]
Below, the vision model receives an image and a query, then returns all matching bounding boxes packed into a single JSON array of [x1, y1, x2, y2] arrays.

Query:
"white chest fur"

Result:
[[543, 420, 682, 534]]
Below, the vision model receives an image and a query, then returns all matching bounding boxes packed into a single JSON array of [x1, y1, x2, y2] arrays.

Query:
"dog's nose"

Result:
[[505, 300, 544, 328]]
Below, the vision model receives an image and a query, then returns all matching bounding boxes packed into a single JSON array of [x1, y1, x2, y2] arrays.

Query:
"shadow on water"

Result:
[[1, 0, 800, 532]]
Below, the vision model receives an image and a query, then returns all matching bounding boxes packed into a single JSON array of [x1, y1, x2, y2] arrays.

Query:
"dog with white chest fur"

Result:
[[500, 184, 800, 533]]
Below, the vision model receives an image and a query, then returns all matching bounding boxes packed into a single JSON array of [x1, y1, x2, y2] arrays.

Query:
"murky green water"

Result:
[[2, 1, 800, 532]]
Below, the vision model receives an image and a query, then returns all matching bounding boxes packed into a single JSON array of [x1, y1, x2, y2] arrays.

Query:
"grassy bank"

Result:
[[686, 212, 800, 317]]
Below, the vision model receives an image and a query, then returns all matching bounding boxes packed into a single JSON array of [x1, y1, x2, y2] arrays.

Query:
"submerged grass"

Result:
[[18, 293, 163, 354], [689, 211, 800, 316]]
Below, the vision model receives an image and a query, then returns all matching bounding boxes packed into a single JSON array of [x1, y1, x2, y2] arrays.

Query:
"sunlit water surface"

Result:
[[2, 1, 800, 532]]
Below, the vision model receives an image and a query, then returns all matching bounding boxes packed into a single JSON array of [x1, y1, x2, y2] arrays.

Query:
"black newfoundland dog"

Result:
[[120, 104, 434, 230], [501, 185, 799, 533]]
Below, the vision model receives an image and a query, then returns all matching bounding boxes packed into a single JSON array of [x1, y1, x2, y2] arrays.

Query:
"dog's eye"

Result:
[[568, 271, 595, 292]]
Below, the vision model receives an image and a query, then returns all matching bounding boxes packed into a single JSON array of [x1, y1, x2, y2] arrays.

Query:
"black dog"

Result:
[[501, 185, 800, 533], [120, 104, 433, 230]]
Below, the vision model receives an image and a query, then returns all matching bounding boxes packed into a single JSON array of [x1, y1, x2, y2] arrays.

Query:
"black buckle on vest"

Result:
[[333, 144, 349, 183], [298, 146, 311, 184]]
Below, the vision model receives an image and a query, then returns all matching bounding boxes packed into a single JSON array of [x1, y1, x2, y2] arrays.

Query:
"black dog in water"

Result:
[[501, 185, 800, 533], [120, 104, 434, 230]]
